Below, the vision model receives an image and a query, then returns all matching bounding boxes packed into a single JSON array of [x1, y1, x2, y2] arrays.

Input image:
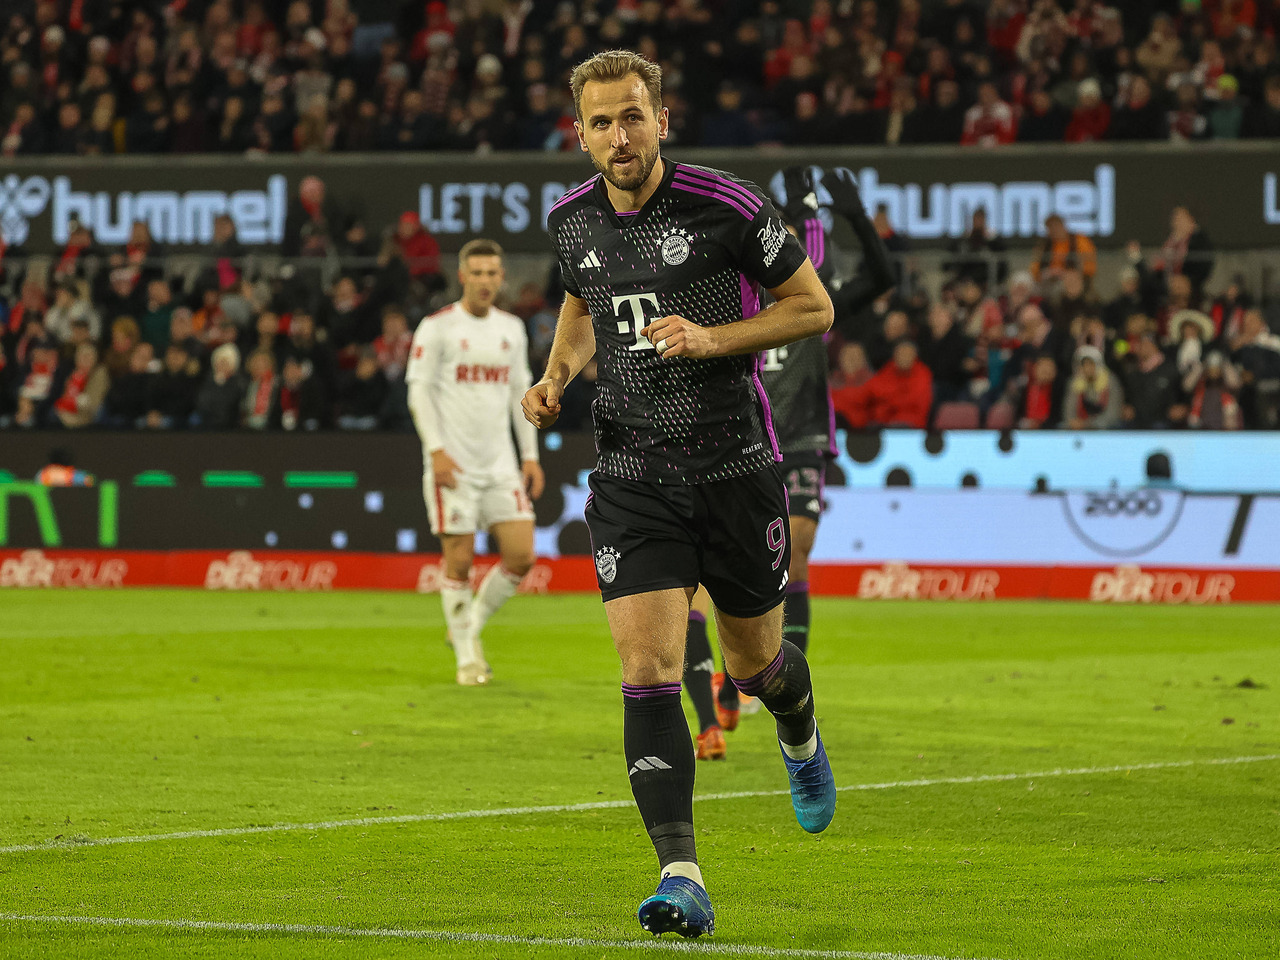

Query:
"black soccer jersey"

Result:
[[548, 160, 808, 484], [759, 215, 837, 456]]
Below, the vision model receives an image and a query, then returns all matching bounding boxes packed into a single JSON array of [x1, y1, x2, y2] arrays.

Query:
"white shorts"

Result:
[[424, 468, 534, 536]]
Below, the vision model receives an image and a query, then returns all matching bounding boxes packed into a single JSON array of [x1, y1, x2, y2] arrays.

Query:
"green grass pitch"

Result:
[[1, 589, 1277, 959]]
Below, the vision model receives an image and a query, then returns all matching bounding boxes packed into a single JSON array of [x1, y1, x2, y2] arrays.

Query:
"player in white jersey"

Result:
[[406, 238, 544, 686]]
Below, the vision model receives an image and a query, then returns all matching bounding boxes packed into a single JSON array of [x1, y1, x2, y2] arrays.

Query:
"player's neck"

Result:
[[459, 297, 489, 318], [605, 157, 666, 214]]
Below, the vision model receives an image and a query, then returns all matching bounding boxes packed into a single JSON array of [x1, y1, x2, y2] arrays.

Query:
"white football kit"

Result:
[[405, 301, 539, 536]]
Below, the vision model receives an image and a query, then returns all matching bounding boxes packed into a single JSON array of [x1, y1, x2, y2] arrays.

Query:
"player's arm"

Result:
[[521, 292, 595, 429], [824, 168, 897, 315], [406, 322, 462, 488], [643, 261, 833, 359], [509, 323, 545, 498]]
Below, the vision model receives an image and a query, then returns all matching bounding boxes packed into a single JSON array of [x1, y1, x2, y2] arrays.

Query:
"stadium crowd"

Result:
[[2, 0, 1280, 434], [3, 0, 1280, 157], [3, 181, 1278, 433]]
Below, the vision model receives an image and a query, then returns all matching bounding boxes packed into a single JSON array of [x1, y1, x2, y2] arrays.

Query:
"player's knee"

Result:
[[501, 551, 535, 576]]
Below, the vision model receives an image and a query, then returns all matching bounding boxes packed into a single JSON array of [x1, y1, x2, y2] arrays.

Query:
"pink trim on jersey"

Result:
[[548, 177, 599, 215], [739, 272, 760, 320], [740, 273, 781, 461], [671, 181, 755, 220], [674, 168, 763, 212], [806, 220, 825, 268]]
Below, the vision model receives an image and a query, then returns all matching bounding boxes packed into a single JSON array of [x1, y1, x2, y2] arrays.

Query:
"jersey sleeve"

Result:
[[404, 317, 436, 384], [553, 226, 582, 299], [736, 189, 808, 291], [405, 319, 445, 453]]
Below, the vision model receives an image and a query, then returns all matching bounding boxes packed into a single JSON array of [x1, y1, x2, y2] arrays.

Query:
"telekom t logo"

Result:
[[612, 293, 659, 352]]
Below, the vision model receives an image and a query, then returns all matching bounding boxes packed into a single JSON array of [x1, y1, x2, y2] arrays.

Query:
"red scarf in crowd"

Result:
[[251, 374, 275, 418], [55, 368, 89, 413]]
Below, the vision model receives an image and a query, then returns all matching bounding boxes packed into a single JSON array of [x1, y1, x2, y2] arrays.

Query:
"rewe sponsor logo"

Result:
[[204, 550, 337, 591], [0, 549, 127, 588], [858, 562, 1000, 600], [773, 164, 1116, 239], [1089, 565, 1235, 604], [454, 363, 510, 383], [3, 174, 288, 247]]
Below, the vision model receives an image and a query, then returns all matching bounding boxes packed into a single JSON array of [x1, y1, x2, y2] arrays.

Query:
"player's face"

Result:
[[459, 254, 504, 313], [575, 75, 668, 194]]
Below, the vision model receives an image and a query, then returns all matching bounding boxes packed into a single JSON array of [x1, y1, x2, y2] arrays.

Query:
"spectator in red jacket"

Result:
[[392, 211, 442, 285], [961, 81, 1016, 147], [835, 340, 934, 429], [1066, 79, 1111, 142]]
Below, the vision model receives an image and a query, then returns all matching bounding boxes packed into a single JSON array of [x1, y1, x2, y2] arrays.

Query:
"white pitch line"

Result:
[[0, 913, 1008, 960], [3, 753, 1276, 856]]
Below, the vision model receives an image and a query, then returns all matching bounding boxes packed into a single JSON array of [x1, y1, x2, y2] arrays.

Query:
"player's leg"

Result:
[[439, 532, 486, 682], [464, 477, 536, 678], [470, 517, 534, 652], [681, 586, 724, 759], [784, 515, 818, 654], [425, 469, 486, 685], [715, 603, 835, 834], [780, 455, 825, 655], [607, 587, 713, 937], [700, 468, 835, 834], [586, 473, 713, 937]]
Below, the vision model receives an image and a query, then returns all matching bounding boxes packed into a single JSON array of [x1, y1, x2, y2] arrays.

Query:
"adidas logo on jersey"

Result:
[[629, 756, 673, 776], [578, 250, 603, 269]]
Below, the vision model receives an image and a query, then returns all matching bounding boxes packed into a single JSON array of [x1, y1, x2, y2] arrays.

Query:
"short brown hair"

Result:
[[458, 238, 504, 264], [570, 50, 663, 121]]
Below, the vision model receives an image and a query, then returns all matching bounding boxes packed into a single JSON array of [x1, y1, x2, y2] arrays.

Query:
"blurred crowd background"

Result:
[[5, 0, 1280, 154], [2, 0, 1279, 435]]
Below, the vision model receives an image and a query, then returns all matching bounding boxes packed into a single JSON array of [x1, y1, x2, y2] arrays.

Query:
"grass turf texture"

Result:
[[1, 590, 1277, 960]]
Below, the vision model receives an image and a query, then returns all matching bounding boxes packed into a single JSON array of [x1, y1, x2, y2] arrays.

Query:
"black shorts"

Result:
[[780, 451, 828, 523], [585, 467, 792, 619]]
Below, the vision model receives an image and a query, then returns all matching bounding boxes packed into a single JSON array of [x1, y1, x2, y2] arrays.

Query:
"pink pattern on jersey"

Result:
[[741, 273, 782, 461]]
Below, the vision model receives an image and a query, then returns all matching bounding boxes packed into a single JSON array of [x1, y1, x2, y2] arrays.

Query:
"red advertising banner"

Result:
[[2, 549, 1277, 603]]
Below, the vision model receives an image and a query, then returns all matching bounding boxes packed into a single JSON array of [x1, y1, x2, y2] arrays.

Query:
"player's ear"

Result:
[[573, 120, 589, 152], [657, 106, 669, 140]]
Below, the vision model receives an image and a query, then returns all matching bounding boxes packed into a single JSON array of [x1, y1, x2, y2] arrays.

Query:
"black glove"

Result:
[[824, 166, 865, 222], [780, 165, 820, 226]]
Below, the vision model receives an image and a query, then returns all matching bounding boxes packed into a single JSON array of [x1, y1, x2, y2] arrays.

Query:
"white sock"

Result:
[[781, 728, 819, 762], [440, 576, 476, 667], [661, 861, 705, 889], [469, 564, 523, 645]]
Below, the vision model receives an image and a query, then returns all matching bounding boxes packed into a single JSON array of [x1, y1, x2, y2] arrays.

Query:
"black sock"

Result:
[[782, 582, 811, 655], [730, 640, 816, 747], [682, 612, 719, 733], [716, 651, 740, 709], [622, 683, 697, 867]]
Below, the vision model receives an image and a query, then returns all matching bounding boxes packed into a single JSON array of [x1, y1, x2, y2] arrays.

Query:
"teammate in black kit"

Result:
[[521, 51, 836, 939], [713, 166, 896, 727]]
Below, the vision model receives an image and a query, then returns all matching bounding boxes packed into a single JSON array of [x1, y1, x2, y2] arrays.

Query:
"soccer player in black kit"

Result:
[[713, 166, 897, 728], [521, 51, 836, 938]]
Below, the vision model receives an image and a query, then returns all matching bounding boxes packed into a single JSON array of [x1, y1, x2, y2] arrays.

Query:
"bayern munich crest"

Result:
[[660, 228, 693, 266], [595, 545, 621, 584]]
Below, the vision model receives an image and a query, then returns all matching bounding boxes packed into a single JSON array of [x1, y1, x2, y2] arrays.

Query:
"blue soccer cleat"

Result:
[[782, 727, 837, 833], [637, 875, 715, 938]]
